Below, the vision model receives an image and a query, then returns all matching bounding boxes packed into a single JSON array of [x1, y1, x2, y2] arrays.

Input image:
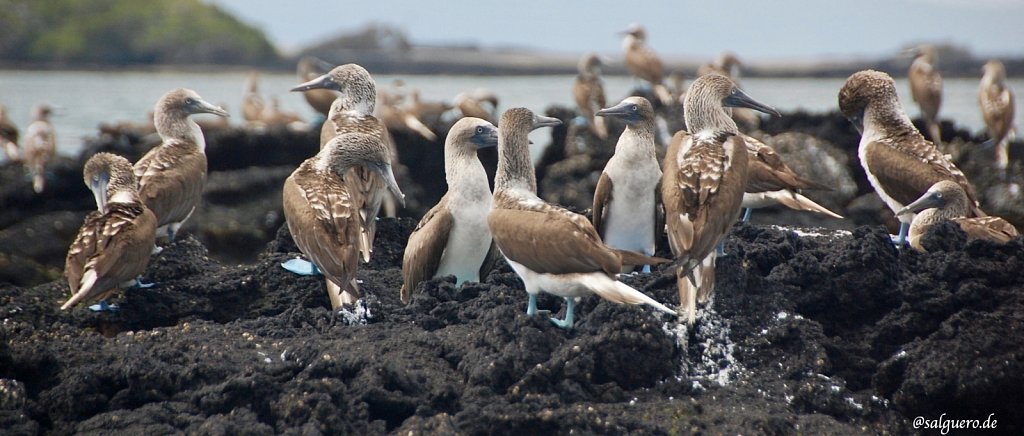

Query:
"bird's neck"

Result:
[[446, 150, 490, 200], [686, 103, 738, 141], [156, 113, 205, 153], [618, 121, 657, 158], [864, 101, 918, 142], [495, 132, 536, 193]]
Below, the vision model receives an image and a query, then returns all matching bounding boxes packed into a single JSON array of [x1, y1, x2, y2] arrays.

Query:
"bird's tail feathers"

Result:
[[581, 274, 675, 315]]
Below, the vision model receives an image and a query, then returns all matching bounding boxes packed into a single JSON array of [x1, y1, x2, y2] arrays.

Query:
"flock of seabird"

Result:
[[2, 26, 1018, 327]]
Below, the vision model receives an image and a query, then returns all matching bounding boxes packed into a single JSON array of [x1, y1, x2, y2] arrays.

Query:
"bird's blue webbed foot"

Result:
[[129, 277, 155, 289], [715, 240, 726, 257], [526, 293, 550, 317], [282, 258, 321, 276], [641, 264, 652, 274], [549, 298, 575, 329], [891, 222, 910, 247], [88, 300, 119, 312]]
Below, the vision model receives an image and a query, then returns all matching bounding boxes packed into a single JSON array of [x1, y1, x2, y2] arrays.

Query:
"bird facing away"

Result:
[[662, 74, 780, 325], [978, 59, 1016, 172], [839, 70, 983, 246], [741, 134, 841, 221], [897, 180, 1018, 252], [620, 24, 673, 106], [22, 104, 56, 193], [292, 63, 401, 261], [241, 72, 265, 125], [134, 88, 229, 242], [0, 104, 19, 162], [282, 132, 405, 309], [592, 96, 662, 272], [488, 107, 674, 329], [401, 117, 499, 304], [63, 153, 157, 310], [908, 45, 944, 146], [574, 53, 609, 139]]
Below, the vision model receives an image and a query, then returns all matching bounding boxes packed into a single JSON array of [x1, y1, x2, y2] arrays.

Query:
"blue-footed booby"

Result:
[[134, 89, 228, 242], [63, 153, 157, 310], [620, 24, 672, 106], [241, 72, 265, 126], [282, 132, 405, 309], [574, 54, 609, 139], [839, 70, 983, 246], [0, 104, 18, 162], [662, 74, 780, 325], [592, 96, 662, 272], [979, 60, 1016, 172], [908, 46, 944, 146], [898, 180, 1019, 252], [23, 104, 56, 194], [488, 107, 673, 329], [292, 64, 402, 262], [401, 117, 499, 303], [742, 134, 842, 221]]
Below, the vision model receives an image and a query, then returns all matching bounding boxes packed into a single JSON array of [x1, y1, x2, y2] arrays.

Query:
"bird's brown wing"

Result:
[[488, 205, 620, 277], [591, 172, 613, 239], [400, 201, 453, 304]]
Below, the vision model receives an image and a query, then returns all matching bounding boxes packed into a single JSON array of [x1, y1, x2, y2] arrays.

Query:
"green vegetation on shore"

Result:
[[0, 0, 278, 65]]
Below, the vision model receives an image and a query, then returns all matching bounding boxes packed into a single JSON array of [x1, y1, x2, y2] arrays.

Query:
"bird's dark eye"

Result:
[[631, 105, 638, 111], [185, 97, 195, 105], [935, 192, 943, 199], [476, 127, 484, 134]]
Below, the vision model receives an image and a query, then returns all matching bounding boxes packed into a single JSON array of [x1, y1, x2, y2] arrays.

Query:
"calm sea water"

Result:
[[1, 69, 1021, 157]]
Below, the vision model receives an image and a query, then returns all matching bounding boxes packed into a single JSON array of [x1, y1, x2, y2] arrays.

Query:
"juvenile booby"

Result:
[[908, 46, 944, 146], [592, 97, 662, 272], [292, 64, 400, 260], [241, 72, 265, 126], [23, 104, 56, 193], [573, 54, 609, 139], [978, 60, 1016, 172], [63, 153, 157, 310], [488, 107, 674, 329], [662, 74, 780, 325], [134, 88, 229, 241], [839, 70, 983, 246], [620, 24, 672, 106], [0, 104, 18, 162], [400, 117, 499, 303], [296, 56, 338, 116], [282, 132, 405, 309], [898, 180, 1019, 252], [742, 134, 841, 221]]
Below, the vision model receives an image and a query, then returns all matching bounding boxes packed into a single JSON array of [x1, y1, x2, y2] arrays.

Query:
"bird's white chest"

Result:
[[602, 155, 661, 254], [436, 195, 492, 283], [858, 127, 909, 223]]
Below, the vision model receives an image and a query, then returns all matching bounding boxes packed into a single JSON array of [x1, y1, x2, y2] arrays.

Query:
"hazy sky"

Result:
[[209, 0, 1024, 62]]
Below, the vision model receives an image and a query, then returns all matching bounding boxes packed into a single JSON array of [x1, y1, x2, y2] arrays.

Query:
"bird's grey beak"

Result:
[[474, 126, 499, 149], [723, 89, 781, 117], [291, 73, 335, 92], [897, 192, 942, 216], [89, 173, 109, 214], [595, 101, 631, 118], [196, 99, 229, 118], [531, 115, 562, 130], [848, 114, 864, 135], [375, 163, 406, 207]]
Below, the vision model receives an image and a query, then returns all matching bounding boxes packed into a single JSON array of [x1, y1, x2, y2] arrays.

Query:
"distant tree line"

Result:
[[0, 0, 279, 66]]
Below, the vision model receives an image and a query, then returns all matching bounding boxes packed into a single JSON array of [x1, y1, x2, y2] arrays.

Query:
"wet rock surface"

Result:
[[1, 103, 1023, 433]]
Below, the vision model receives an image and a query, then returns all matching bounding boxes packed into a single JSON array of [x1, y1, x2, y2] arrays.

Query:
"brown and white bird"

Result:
[[978, 59, 1016, 172], [908, 45, 944, 146], [592, 97, 662, 272], [620, 24, 673, 106], [292, 64, 401, 261], [741, 134, 842, 221], [0, 104, 19, 162], [488, 107, 673, 329], [63, 153, 157, 310], [22, 104, 56, 193], [282, 132, 405, 309], [134, 88, 229, 242], [839, 70, 982, 246], [573, 53, 609, 139], [662, 74, 780, 325], [241, 72, 265, 126], [400, 117, 499, 304], [898, 180, 1018, 252], [454, 89, 499, 124]]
